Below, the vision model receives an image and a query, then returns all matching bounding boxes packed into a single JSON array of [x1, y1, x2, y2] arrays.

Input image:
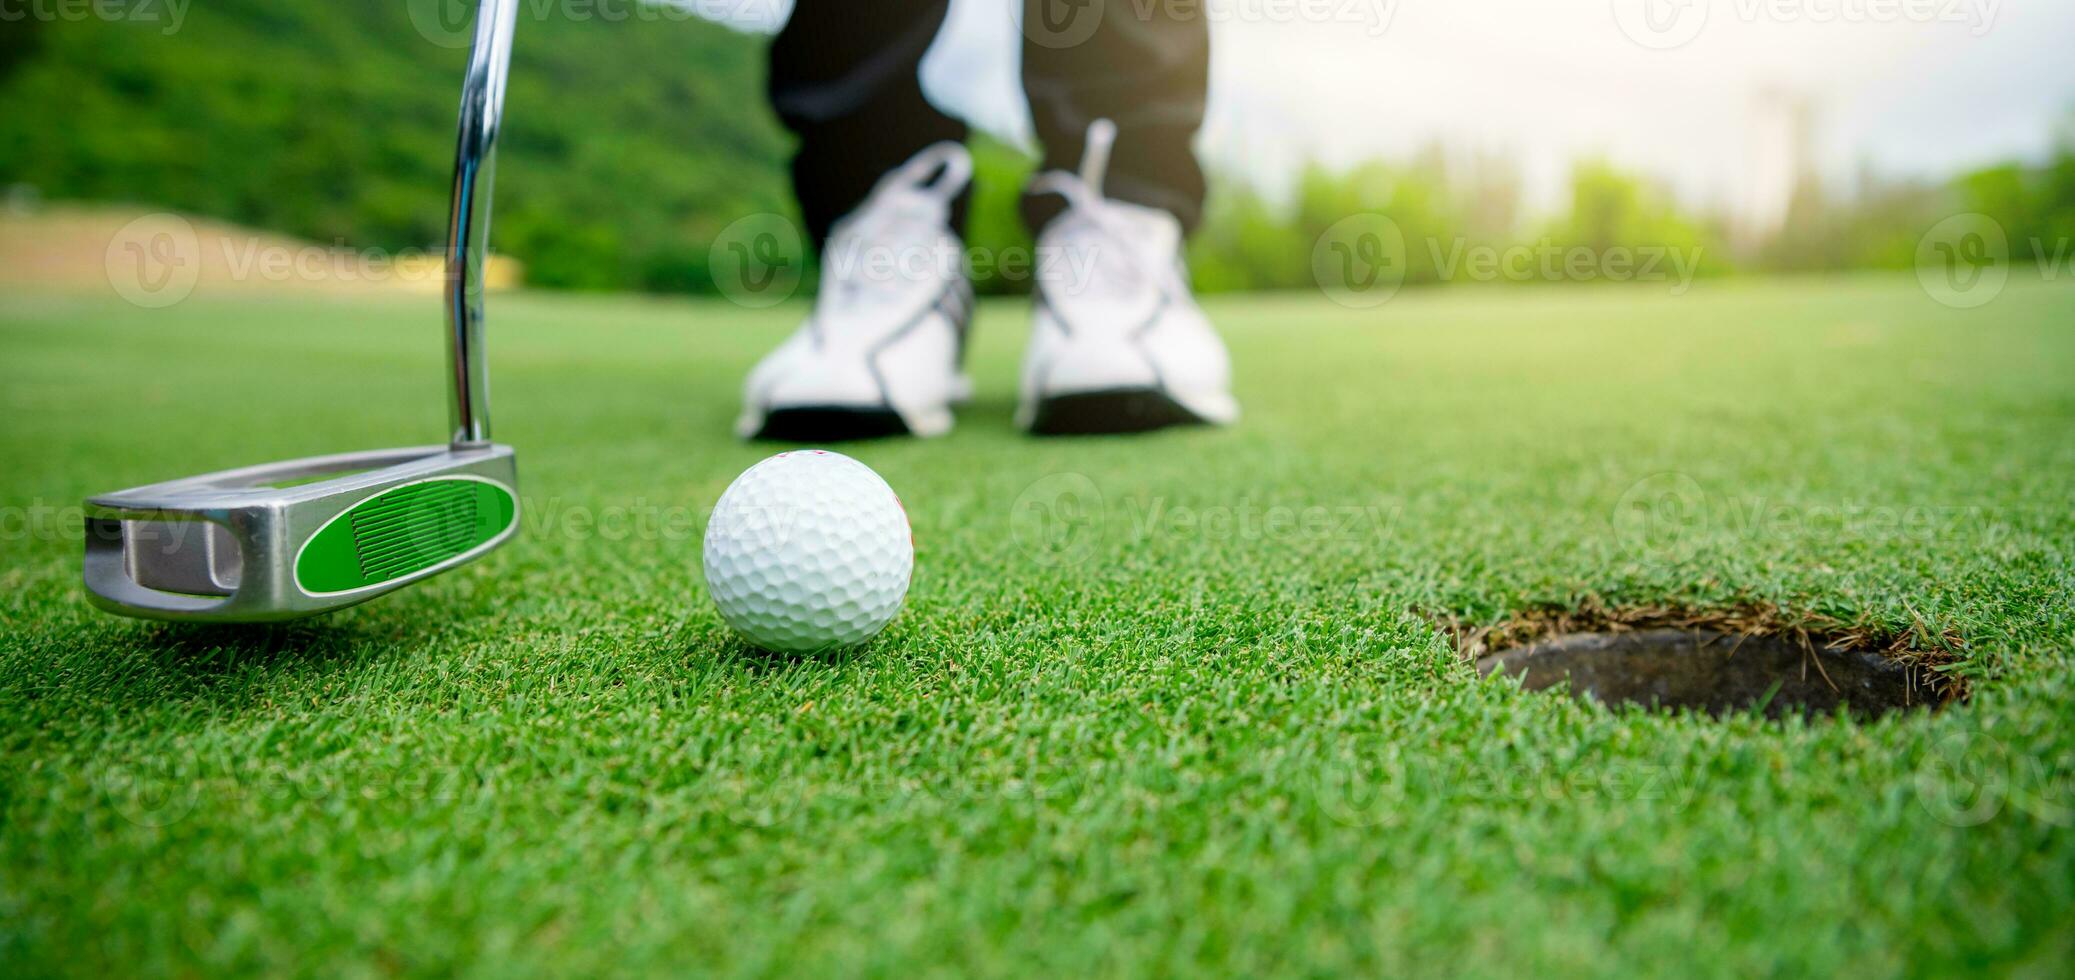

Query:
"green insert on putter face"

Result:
[[79, 0, 523, 623], [295, 477, 519, 596]]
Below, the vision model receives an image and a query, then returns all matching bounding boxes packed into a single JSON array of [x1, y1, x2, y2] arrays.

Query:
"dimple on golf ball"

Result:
[[702, 450, 913, 653]]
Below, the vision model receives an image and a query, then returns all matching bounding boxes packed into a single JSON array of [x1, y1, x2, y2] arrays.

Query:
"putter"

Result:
[[82, 0, 522, 622]]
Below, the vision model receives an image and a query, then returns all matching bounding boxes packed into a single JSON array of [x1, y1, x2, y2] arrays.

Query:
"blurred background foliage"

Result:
[[3, 1, 2071, 296], [0, 0, 791, 293]]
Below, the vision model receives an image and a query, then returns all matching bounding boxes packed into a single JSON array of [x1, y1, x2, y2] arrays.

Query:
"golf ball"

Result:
[[702, 450, 913, 653]]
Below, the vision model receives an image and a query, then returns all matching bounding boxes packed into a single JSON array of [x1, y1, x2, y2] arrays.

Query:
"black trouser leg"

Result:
[[1020, 0, 1210, 235], [768, 0, 966, 250]]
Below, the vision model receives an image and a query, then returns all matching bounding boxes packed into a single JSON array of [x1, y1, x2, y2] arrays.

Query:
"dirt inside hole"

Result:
[[1437, 601, 1966, 720]]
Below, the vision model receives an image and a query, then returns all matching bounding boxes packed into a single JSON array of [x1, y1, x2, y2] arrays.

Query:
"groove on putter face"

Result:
[[81, 0, 523, 623]]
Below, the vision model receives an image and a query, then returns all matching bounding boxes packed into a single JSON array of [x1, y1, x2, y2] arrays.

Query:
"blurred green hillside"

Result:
[[0, 0, 792, 293]]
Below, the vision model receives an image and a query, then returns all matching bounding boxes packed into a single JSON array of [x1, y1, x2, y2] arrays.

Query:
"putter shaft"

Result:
[[446, 0, 517, 449]]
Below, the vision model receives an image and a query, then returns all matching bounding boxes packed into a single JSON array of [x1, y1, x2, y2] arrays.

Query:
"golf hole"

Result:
[[1477, 628, 1950, 720]]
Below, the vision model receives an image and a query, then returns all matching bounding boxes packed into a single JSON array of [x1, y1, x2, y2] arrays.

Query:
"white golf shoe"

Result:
[[1017, 120, 1238, 435], [737, 143, 976, 440]]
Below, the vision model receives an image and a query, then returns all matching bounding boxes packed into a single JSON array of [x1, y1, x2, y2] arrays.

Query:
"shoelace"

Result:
[[821, 142, 972, 310], [1029, 119, 1181, 302]]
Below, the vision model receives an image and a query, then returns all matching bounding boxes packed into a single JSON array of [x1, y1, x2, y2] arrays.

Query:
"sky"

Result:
[[700, 0, 2075, 215]]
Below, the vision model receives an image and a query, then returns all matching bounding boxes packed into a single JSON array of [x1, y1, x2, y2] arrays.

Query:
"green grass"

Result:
[[3, 277, 2073, 976]]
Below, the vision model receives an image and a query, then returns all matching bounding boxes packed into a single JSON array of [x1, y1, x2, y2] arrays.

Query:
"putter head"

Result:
[[83, 445, 519, 623]]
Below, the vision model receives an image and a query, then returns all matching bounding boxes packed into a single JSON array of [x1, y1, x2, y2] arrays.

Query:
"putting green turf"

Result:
[[2, 277, 2072, 975]]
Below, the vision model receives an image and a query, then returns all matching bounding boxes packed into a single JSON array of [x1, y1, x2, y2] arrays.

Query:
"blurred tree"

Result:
[[0, 14, 39, 83], [1188, 177, 1309, 293], [0, 0, 792, 293]]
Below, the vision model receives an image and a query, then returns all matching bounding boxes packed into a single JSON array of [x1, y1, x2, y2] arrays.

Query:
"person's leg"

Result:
[[1014, 2, 1233, 435], [769, 0, 966, 249], [1019, 0, 1209, 234], [741, 2, 976, 441]]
